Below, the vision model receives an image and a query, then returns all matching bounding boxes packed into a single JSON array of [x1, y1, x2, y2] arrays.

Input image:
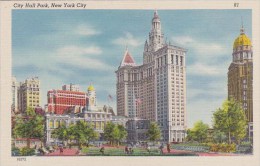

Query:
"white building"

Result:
[[12, 77, 19, 113], [62, 83, 80, 92], [45, 85, 114, 145], [116, 11, 187, 142]]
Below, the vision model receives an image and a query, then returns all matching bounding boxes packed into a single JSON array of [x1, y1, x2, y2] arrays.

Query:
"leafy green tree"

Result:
[[104, 123, 127, 146], [146, 122, 161, 142], [186, 129, 195, 142], [104, 122, 116, 145], [186, 120, 209, 143], [51, 124, 69, 146], [117, 124, 127, 144], [111, 125, 120, 146], [213, 98, 247, 144], [13, 108, 44, 148], [25, 107, 36, 116], [72, 121, 99, 149], [212, 130, 227, 143]]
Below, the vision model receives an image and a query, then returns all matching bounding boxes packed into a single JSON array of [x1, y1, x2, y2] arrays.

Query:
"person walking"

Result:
[[59, 146, 63, 154], [147, 145, 151, 154], [167, 143, 171, 153], [125, 146, 129, 154], [159, 143, 164, 155], [129, 147, 134, 154], [100, 147, 105, 155]]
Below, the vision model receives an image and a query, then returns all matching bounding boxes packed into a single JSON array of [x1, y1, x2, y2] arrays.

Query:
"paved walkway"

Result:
[[162, 148, 239, 156], [44, 146, 240, 156], [45, 148, 79, 156]]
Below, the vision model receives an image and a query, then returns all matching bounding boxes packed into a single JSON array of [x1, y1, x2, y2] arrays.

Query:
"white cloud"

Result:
[[187, 62, 226, 76], [75, 24, 101, 36], [112, 32, 143, 47], [187, 86, 226, 100], [56, 45, 113, 71], [172, 35, 229, 60], [173, 36, 193, 46], [57, 45, 102, 56]]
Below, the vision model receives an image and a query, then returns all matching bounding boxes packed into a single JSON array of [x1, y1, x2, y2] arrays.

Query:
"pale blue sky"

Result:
[[12, 10, 252, 127]]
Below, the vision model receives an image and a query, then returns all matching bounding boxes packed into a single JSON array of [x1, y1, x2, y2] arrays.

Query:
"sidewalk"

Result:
[[45, 148, 79, 156], [163, 148, 240, 156]]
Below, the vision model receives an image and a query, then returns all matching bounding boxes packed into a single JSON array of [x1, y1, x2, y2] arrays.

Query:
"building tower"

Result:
[[228, 23, 253, 140], [116, 11, 187, 142], [87, 84, 97, 111], [18, 77, 41, 113], [115, 49, 137, 117], [12, 76, 19, 113]]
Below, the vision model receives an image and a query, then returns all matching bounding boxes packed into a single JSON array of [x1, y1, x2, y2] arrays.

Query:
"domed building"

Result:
[[228, 24, 253, 141]]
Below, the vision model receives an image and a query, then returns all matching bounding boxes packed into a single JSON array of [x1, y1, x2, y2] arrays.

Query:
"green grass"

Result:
[[81, 147, 198, 156]]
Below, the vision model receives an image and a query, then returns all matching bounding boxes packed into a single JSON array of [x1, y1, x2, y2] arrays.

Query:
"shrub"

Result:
[[20, 147, 35, 156], [12, 147, 20, 156], [209, 143, 236, 153]]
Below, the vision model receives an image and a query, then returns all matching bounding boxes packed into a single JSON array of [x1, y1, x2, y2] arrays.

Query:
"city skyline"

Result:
[[12, 9, 252, 127]]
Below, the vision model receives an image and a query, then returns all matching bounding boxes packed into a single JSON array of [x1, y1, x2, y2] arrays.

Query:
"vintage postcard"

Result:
[[0, 1, 260, 166]]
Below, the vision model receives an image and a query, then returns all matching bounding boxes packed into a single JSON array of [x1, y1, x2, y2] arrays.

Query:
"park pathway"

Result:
[[163, 148, 240, 156], [45, 148, 79, 156]]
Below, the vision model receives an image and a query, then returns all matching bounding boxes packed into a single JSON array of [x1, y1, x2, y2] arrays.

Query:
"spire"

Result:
[[120, 49, 136, 67], [240, 16, 245, 34], [154, 10, 158, 18], [144, 40, 148, 52], [149, 10, 164, 52]]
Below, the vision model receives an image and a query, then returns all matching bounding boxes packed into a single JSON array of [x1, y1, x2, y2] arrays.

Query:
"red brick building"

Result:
[[47, 89, 88, 114]]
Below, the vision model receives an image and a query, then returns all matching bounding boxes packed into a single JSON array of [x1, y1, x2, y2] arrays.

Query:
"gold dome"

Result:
[[88, 85, 95, 91], [233, 33, 251, 49]]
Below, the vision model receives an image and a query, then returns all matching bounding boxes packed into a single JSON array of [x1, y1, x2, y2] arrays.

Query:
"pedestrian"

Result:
[[159, 143, 164, 154], [129, 147, 134, 154], [60, 146, 63, 154], [167, 143, 171, 153], [100, 147, 105, 155], [125, 146, 129, 154], [147, 145, 151, 154]]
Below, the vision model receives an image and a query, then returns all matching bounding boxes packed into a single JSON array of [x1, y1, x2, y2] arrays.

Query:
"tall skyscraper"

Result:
[[116, 11, 187, 142], [18, 77, 41, 113], [228, 24, 253, 139]]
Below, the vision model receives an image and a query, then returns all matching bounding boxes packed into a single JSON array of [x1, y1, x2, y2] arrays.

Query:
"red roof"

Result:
[[48, 90, 86, 95], [15, 138, 41, 141], [121, 50, 136, 67], [124, 52, 135, 64]]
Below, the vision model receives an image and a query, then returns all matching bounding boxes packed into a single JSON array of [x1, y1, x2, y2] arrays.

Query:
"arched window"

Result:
[[61, 120, 66, 126], [49, 120, 54, 129], [55, 121, 60, 128]]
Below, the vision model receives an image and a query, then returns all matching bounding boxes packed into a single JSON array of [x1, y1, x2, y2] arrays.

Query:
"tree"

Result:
[[104, 122, 116, 145], [186, 129, 195, 142], [51, 124, 69, 146], [146, 122, 161, 142], [104, 123, 127, 146], [186, 120, 209, 143], [25, 107, 36, 116], [117, 124, 127, 144], [213, 98, 247, 144], [72, 121, 99, 149], [212, 130, 227, 143], [13, 108, 44, 148]]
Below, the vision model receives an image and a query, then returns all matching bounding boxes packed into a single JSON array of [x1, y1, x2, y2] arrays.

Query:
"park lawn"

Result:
[[81, 147, 197, 156]]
